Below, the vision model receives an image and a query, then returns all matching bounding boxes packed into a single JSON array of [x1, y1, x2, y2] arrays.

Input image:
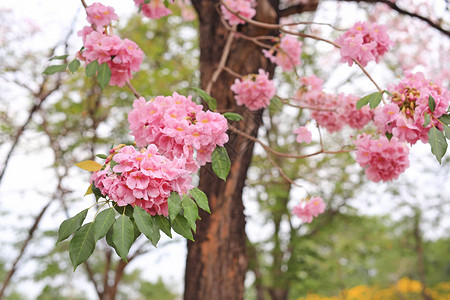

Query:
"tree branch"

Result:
[[279, 1, 319, 18], [340, 0, 450, 38]]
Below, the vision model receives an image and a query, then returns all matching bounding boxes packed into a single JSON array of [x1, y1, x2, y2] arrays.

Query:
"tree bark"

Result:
[[184, 1, 277, 299]]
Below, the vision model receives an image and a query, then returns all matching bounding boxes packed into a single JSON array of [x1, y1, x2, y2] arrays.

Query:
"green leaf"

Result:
[[49, 55, 69, 61], [68, 59, 81, 73], [189, 187, 210, 213], [423, 113, 431, 128], [86, 60, 99, 77], [57, 209, 89, 243], [132, 220, 141, 242], [428, 127, 447, 164], [383, 90, 393, 97], [172, 215, 194, 241], [114, 205, 134, 218], [439, 114, 450, 125], [182, 195, 198, 232], [106, 227, 116, 249], [69, 222, 95, 270], [96, 154, 108, 159], [211, 146, 231, 181], [223, 112, 243, 121], [93, 208, 116, 240], [133, 206, 161, 247], [428, 95, 436, 112], [191, 87, 217, 111], [385, 132, 393, 141], [356, 92, 383, 110], [168, 192, 182, 221], [269, 97, 283, 113], [98, 62, 111, 89], [153, 215, 171, 238], [112, 215, 134, 261], [43, 64, 67, 75], [443, 124, 450, 139]]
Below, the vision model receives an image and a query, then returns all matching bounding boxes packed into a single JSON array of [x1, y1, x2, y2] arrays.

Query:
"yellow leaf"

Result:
[[75, 160, 103, 172], [84, 183, 93, 196]]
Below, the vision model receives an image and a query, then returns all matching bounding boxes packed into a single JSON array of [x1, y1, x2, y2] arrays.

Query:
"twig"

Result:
[[0, 200, 53, 299], [205, 25, 237, 95], [229, 124, 351, 159], [126, 81, 142, 98]]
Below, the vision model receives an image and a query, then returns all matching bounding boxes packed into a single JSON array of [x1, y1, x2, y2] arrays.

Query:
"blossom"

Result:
[[220, 0, 256, 26], [128, 92, 229, 171], [91, 145, 192, 216], [78, 29, 144, 87], [354, 134, 410, 182], [294, 126, 312, 144], [335, 21, 392, 67], [263, 35, 302, 71], [134, 0, 172, 19], [292, 197, 326, 223], [375, 72, 450, 144], [231, 69, 276, 111], [294, 75, 372, 132], [86, 2, 118, 28]]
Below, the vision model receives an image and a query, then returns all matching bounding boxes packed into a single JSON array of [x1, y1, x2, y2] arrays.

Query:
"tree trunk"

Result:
[[184, 1, 277, 299]]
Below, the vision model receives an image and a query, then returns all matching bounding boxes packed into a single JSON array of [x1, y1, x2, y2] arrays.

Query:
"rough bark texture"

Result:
[[184, 1, 278, 299]]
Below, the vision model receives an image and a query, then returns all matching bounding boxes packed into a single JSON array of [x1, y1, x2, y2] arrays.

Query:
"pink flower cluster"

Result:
[[91, 145, 192, 216], [263, 35, 302, 71], [78, 27, 144, 87], [294, 126, 312, 144], [292, 197, 326, 223], [134, 0, 172, 19], [374, 72, 450, 145], [220, 0, 256, 26], [295, 75, 372, 132], [335, 21, 392, 67], [128, 92, 229, 171], [231, 69, 276, 111], [354, 134, 410, 182], [86, 2, 118, 28]]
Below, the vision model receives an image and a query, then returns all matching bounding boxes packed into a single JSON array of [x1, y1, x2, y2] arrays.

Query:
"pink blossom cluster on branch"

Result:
[[295, 75, 373, 132], [335, 21, 392, 67], [134, 0, 172, 20], [78, 3, 144, 87], [292, 197, 326, 223], [91, 145, 192, 216], [85, 2, 118, 28], [354, 134, 410, 182], [231, 69, 276, 111], [263, 35, 303, 71], [220, 0, 256, 25], [128, 92, 229, 171], [374, 72, 450, 144]]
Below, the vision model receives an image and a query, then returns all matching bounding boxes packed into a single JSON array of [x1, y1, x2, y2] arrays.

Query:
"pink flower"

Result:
[[375, 72, 450, 144], [292, 197, 326, 223], [354, 134, 410, 182], [294, 75, 372, 132], [294, 126, 312, 144], [78, 29, 144, 87], [263, 35, 302, 71], [335, 21, 392, 67], [86, 2, 118, 28], [220, 0, 256, 26], [128, 92, 229, 171], [134, 0, 172, 19], [91, 145, 192, 216], [231, 69, 276, 111]]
